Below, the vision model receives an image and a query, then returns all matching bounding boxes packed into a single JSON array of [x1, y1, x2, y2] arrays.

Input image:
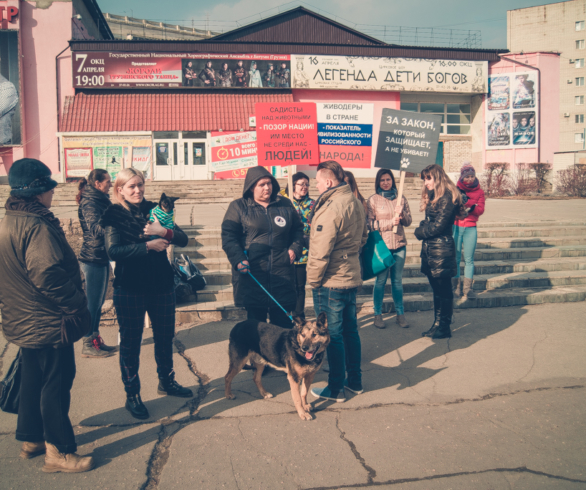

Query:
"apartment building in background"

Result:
[[509, 0, 586, 154]]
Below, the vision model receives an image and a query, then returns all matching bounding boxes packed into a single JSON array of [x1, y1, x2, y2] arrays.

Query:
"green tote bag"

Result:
[[361, 230, 395, 281]]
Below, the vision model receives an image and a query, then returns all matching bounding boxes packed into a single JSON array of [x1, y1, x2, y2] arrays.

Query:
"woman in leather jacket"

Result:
[[77, 169, 116, 358], [414, 164, 465, 339], [101, 169, 192, 420]]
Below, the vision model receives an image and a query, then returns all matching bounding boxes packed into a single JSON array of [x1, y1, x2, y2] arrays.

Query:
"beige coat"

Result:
[[307, 184, 368, 289], [367, 193, 412, 250]]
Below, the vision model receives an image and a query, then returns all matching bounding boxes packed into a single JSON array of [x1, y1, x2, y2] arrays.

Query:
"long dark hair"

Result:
[[374, 168, 397, 192], [344, 171, 366, 208], [285, 171, 310, 198], [76, 169, 109, 205], [419, 164, 462, 211]]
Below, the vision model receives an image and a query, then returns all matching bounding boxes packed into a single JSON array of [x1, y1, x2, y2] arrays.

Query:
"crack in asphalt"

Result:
[[335, 415, 377, 484], [518, 331, 548, 382], [229, 455, 242, 490], [302, 466, 586, 489]]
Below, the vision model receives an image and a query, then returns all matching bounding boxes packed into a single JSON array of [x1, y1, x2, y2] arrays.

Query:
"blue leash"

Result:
[[240, 255, 293, 322]]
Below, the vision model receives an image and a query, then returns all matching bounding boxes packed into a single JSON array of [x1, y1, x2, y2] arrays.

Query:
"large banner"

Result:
[[62, 134, 153, 179], [210, 131, 258, 174], [255, 103, 319, 167], [317, 103, 373, 169], [72, 52, 290, 89], [291, 55, 488, 94], [374, 109, 442, 174], [486, 71, 538, 149]]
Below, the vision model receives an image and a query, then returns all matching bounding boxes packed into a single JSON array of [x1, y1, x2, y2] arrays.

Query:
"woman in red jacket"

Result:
[[453, 163, 486, 299]]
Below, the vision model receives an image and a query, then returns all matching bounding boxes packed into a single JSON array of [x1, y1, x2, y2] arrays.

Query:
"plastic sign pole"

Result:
[[392, 171, 406, 234]]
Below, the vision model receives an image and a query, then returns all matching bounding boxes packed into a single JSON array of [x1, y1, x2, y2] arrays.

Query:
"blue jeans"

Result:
[[312, 287, 361, 392], [453, 226, 478, 279], [80, 262, 110, 336], [373, 246, 406, 315]]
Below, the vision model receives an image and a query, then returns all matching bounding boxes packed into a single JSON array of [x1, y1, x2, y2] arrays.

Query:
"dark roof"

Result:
[[60, 92, 293, 132], [209, 7, 385, 46]]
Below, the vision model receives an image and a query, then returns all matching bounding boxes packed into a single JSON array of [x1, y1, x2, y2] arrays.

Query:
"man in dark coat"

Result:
[[221, 166, 304, 327], [0, 158, 94, 473]]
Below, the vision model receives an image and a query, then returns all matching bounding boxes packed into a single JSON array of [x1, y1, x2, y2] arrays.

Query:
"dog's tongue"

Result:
[[305, 351, 315, 360]]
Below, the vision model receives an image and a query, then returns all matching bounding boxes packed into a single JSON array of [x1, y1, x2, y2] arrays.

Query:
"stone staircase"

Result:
[[0, 177, 423, 206], [174, 220, 586, 322]]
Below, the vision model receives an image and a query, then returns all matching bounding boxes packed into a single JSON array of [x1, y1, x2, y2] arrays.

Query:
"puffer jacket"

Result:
[[102, 199, 188, 293], [414, 189, 458, 278], [367, 193, 412, 251], [78, 185, 111, 265], [454, 179, 485, 227], [221, 166, 304, 309], [307, 183, 368, 289], [280, 189, 315, 265], [0, 202, 88, 348]]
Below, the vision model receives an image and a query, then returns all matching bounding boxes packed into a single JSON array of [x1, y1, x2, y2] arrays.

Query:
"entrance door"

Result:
[[154, 132, 209, 181], [154, 141, 176, 181]]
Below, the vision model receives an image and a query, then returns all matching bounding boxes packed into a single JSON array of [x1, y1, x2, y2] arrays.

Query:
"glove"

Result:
[[468, 204, 476, 213]]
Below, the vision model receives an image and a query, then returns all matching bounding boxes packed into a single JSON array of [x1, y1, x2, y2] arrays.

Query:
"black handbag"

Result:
[[0, 349, 21, 414], [173, 254, 207, 292]]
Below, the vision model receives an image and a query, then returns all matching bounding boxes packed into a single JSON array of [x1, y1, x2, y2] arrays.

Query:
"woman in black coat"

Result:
[[221, 166, 304, 328], [101, 168, 192, 420], [77, 169, 116, 358], [414, 164, 465, 339]]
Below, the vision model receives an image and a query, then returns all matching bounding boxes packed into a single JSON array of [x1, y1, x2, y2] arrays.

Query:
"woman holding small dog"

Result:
[[367, 169, 412, 329], [414, 164, 466, 340], [222, 166, 304, 329], [77, 169, 116, 358], [101, 168, 192, 420]]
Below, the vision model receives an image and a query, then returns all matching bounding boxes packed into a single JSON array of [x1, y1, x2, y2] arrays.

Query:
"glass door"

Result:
[[183, 141, 208, 180], [153, 141, 174, 181]]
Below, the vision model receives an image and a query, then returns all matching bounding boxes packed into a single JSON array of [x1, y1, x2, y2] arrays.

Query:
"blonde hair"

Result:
[[113, 168, 145, 209], [419, 164, 463, 212]]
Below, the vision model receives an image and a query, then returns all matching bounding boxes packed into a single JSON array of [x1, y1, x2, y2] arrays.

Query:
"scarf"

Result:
[[457, 178, 480, 191], [377, 187, 398, 201], [5, 196, 65, 237]]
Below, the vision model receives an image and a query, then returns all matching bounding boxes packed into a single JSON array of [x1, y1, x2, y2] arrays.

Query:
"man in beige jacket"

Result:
[[308, 161, 368, 402]]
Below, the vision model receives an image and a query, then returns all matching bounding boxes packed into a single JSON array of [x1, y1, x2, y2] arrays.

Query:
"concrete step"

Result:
[[176, 284, 586, 322]]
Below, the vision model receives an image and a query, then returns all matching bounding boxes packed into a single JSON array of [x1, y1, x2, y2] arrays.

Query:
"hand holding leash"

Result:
[[238, 260, 250, 274]]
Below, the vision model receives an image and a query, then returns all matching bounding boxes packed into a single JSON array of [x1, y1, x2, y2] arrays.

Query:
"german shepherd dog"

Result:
[[225, 313, 330, 421]]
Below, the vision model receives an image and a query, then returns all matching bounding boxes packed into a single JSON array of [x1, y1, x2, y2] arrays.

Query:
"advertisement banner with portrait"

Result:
[[291, 55, 488, 94], [62, 134, 153, 179], [486, 71, 538, 149], [72, 52, 290, 89], [0, 30, 21, 146], [210, 131, 258, 176], [317, 103, 373, 169]]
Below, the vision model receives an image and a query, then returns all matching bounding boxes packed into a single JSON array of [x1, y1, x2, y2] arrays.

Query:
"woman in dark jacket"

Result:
[[77, 169, 115, 358], [221, 166, 304, 328], [414, 164, 465, 340], [101, 168, 192, 420], [0, 159, 94, 472]]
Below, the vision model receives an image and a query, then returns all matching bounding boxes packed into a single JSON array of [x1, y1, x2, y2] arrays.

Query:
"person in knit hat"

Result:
[[452, 162, 486, 299], [0, 159, 95, 473]]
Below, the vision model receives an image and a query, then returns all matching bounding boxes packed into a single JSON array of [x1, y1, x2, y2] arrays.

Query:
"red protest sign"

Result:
[[255, 103, 319, 167]]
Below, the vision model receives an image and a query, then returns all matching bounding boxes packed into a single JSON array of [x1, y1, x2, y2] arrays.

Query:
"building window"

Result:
[[577, 114, 585, 123], [576, 96, 584, 105], [577, 77, 585, 86], [399, 102, 471, 134], [577, 21, 585, 31], [578, 40, 586, 49], [576, 58, 585, 68], [575, 132, 584, 143]]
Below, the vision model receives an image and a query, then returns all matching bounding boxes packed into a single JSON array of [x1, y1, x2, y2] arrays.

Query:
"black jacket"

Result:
[[78, 185, 111, 265], [102, 200, 188, 293], [221, 166, 304, 309], [414, 190, 458, 279]]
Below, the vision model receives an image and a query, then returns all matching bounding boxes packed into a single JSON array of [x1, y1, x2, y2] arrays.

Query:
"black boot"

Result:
[[158, 372, 193, 398], [125, 394, 149, 419], [432, 298, 453, 339], [422, 292, 441, 337]]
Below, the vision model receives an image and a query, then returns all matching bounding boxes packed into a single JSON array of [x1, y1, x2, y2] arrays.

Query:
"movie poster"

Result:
[[0, 31, 21, 146], [485, 71, 538, 149], [487, 76, 509, 111], [487, 112, 510, 147]]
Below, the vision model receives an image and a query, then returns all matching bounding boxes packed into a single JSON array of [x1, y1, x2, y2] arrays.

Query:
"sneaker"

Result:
[[373, 315, 386, 329], [95, 335, 117, 352], [310, 386, 346, 402], [343, 379, 364, 395], [82, 334, 114, 358]]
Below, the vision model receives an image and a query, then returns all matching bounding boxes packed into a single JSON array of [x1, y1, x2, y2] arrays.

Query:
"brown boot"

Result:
[[396, 314, 410, 328], [463, 278, 475, 299], [453, 277, 463, 298], [42, 443, 94, 473], [20, 441, 46, 459], [373, 315, 386, 329]]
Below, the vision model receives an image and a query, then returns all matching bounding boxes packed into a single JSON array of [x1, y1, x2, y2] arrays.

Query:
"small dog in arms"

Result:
[[149, 193, 179, 230], [225, 313, 330, 421]]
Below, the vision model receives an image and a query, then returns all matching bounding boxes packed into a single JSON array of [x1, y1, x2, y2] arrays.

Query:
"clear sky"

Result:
[[95, 0, 561, 48]]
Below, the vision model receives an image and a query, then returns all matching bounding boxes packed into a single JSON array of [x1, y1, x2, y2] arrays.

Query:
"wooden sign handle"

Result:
[[287, 165, 295, 202], [392, 170, 406, 234]]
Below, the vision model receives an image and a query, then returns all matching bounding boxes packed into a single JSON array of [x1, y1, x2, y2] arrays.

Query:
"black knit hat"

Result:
[[9, 158, 58, 198]]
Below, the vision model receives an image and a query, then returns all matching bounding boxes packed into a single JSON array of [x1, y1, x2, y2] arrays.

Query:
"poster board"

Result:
[[64, 148, 92, 177], [210, 131, 258, 174]]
